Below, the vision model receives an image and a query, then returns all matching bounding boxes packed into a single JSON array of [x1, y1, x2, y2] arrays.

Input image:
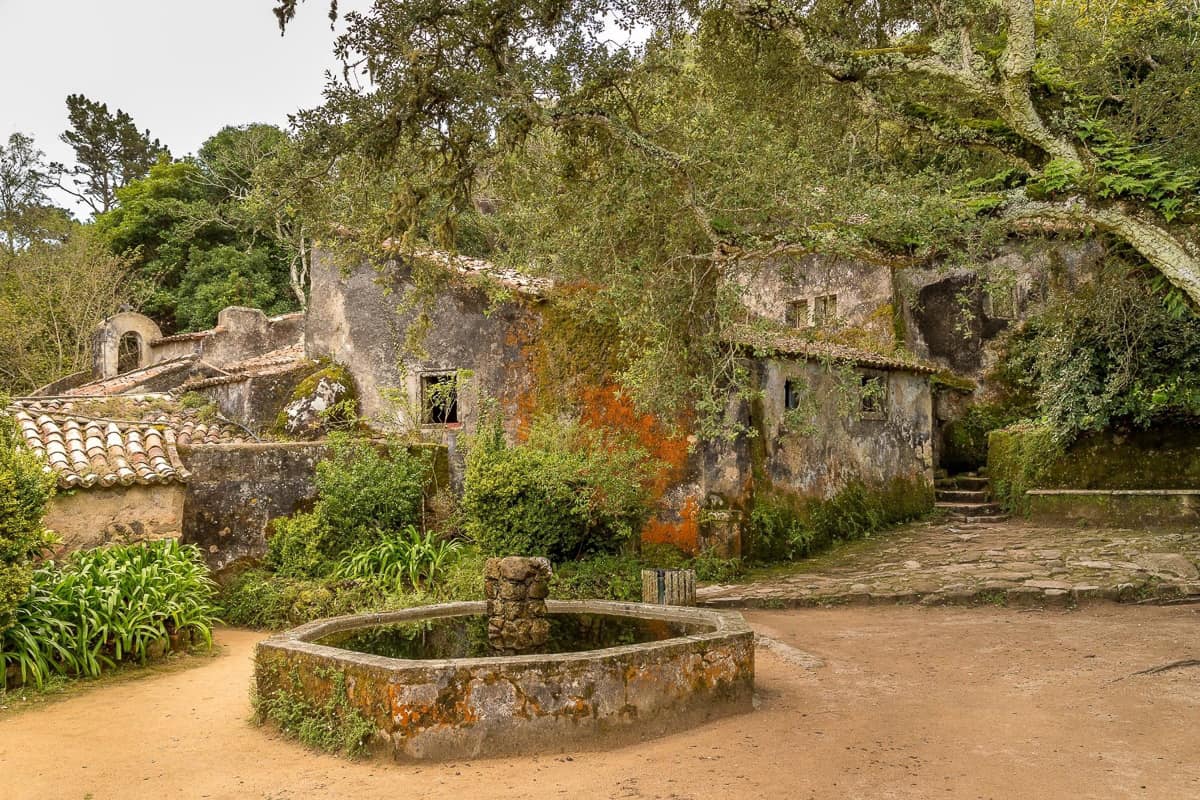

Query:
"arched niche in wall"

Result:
[[92, 312, 163, 379]]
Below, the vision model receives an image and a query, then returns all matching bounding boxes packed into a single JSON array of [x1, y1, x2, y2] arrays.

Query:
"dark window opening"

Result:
[[117, 332, 141, 374], [784, 379, 802, 411], [813, 294, 838, 326], [785, 299, 809, 328], [421, 373, 459, 424], [860, 373, 887, 417]]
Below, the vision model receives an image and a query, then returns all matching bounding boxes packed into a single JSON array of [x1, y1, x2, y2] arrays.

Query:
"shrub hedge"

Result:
[[0, 410, 56, 634]]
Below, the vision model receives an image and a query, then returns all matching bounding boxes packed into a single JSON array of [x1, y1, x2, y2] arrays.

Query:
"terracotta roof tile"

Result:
[[50, 357, 198, 398], [177, 344, 306, 392], [7, 397, 249, 490], [725, 324, 938, 374]]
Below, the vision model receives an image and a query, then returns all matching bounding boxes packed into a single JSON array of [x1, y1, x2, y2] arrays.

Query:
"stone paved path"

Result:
[[699, 518, 1200, 609]]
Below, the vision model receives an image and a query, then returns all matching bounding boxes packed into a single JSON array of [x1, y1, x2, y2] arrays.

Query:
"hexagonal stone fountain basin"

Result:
[[254, 600, 755, 760]]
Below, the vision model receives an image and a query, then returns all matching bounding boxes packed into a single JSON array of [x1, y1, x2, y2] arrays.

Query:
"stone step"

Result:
[[936, 476, 991, 491], [961, 514, 1010, 524], [935, 489, 990, 503], [936, 501, 1003, 515]]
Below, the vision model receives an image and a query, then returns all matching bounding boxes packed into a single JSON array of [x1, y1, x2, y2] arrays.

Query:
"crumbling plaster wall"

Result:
[[735, 254, 896, 344], [180, 442, 328, 576], [305, 251, 539, 450], [45, 484, 185, 554], [147, 309, 304, 368], [751, 358, 934, 497]]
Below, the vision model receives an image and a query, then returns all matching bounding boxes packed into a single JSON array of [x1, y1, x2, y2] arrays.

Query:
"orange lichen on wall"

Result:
[[577, 384, 700, 551], [641, 496, 701, 551], [578, 385, 691, 495]]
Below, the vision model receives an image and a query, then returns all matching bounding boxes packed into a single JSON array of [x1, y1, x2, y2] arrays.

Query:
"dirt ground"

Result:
[[2, 605, 1197, 800]]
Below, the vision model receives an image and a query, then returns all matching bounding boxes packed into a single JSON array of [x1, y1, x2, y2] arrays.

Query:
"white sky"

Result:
[[0, 0, 371, 215]]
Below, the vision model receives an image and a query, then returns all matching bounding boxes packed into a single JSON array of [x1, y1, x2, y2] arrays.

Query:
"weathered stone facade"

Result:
[[45, 484, 185, 554], [180, 442, 329, 576]]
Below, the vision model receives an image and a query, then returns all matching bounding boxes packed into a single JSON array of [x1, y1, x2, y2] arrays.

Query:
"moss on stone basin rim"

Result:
[[255, 600, 755, 761]]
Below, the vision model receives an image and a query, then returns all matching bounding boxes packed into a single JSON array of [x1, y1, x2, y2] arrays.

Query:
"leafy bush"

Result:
[[747, 477, 933, 563], [266, 435, 431, 577], [1, 540, 218, 689], [0, 410, 57, 634], [997, 265, 1200, 445], [461, 416, 655, 561], [550, 552, 646, 601], [942, 401, 1031, 472], [336, 525, 461, 591]]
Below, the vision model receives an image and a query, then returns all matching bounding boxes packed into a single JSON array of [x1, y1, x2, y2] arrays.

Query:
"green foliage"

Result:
[[747, 478, 933, 563], [461, 416, 655, 562], [255, 669, 375, 758], [0, 410, 56, 635], [336, 525, 461, 592], [0, 540, 218, 689], [266, 435, 432, 578], [93, 124, 300, 332], [997, 263, 1200, 444], [220, 549, 488, 630], [942, 401, 1033, 473], [0, 225, 134, 394], [550, 552, 646, 601]]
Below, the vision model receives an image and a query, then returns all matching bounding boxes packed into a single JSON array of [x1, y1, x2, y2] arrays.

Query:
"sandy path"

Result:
[[2, 605, 1198, 800]]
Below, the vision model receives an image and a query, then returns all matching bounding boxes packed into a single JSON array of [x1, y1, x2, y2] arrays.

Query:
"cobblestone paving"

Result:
[[699, 518, 1200, 609]]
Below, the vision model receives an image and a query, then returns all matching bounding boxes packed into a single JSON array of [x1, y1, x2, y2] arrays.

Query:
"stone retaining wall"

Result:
[[1026, 489, 1200, 528]]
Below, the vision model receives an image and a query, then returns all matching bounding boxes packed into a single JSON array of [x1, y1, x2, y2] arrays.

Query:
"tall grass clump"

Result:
[[1, 540, 219, 689]]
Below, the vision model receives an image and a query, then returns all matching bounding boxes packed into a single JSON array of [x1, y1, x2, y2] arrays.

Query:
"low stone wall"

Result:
[[180, 442, 329, 576], [256, 601, 755, 761], [1027, 490, 1200, 528], [45, 484, 185, 554]]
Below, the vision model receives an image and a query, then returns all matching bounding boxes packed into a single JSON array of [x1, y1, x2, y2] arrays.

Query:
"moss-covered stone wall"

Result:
[[988, 423, 1200, 514]]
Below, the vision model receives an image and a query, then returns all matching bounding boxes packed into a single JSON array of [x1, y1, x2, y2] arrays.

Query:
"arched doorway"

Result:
[[117, 332, 142, 374]]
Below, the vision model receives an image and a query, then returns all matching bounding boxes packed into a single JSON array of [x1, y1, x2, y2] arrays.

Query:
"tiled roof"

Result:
[[48, 357, 198, 398], [178, 344, 306, 392], [150, 329, 214, 346], [725, 324, 938, 374], [7, 396, 248, 489]]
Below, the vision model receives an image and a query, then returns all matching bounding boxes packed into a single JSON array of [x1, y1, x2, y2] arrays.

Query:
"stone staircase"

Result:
[[935, 472, 1009, 523]]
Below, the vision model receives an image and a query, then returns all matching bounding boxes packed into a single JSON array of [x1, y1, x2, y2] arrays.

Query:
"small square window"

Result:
[[813, 294, 838, 326], [860, 373, 887, 417], [421, 373, 459, 424], [785, 299, 809, 328], [784, 379, 802, 411]]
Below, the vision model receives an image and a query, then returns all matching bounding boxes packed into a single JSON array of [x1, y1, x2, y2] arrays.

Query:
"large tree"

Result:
[[53, 94, 169, 216], [0, 133, 69, 254], [276, 0, 1200, 303]]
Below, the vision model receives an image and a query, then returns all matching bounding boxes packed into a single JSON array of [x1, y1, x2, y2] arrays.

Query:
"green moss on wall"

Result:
[[989, 422, 1200, 515], [746, 476, 934, 563]]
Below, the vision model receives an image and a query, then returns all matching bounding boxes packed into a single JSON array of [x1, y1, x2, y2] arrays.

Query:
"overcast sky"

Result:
[[0, 0, 370, 215]]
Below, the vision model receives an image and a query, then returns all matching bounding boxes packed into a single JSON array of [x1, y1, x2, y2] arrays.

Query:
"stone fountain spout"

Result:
[[483, 556, 552, 653]]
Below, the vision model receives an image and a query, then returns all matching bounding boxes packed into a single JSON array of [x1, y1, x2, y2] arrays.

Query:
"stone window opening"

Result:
[[859, 372, 888, 419], [983, 284, 1017, 320], [785, 299, 810, 328], [117, 332, 142, 374], [813, 294, 838, 326], [784, 379, 802, 411], [421, 372, 459, 425]]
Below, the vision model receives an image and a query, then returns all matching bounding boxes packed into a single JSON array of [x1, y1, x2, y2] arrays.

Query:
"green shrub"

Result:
[[1, 540, 218, 689], [0, 410, 57, 634], [254, 669, 375, 758], [266, 435, 431, 577], [336, 525, 461, 591], [550, 552, 646, 601], [219, 569, 388, 629], [462, 416, 655, 562]]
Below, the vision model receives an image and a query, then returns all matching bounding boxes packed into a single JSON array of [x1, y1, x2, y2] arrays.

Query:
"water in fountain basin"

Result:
[[315, 612, 708, 659]]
